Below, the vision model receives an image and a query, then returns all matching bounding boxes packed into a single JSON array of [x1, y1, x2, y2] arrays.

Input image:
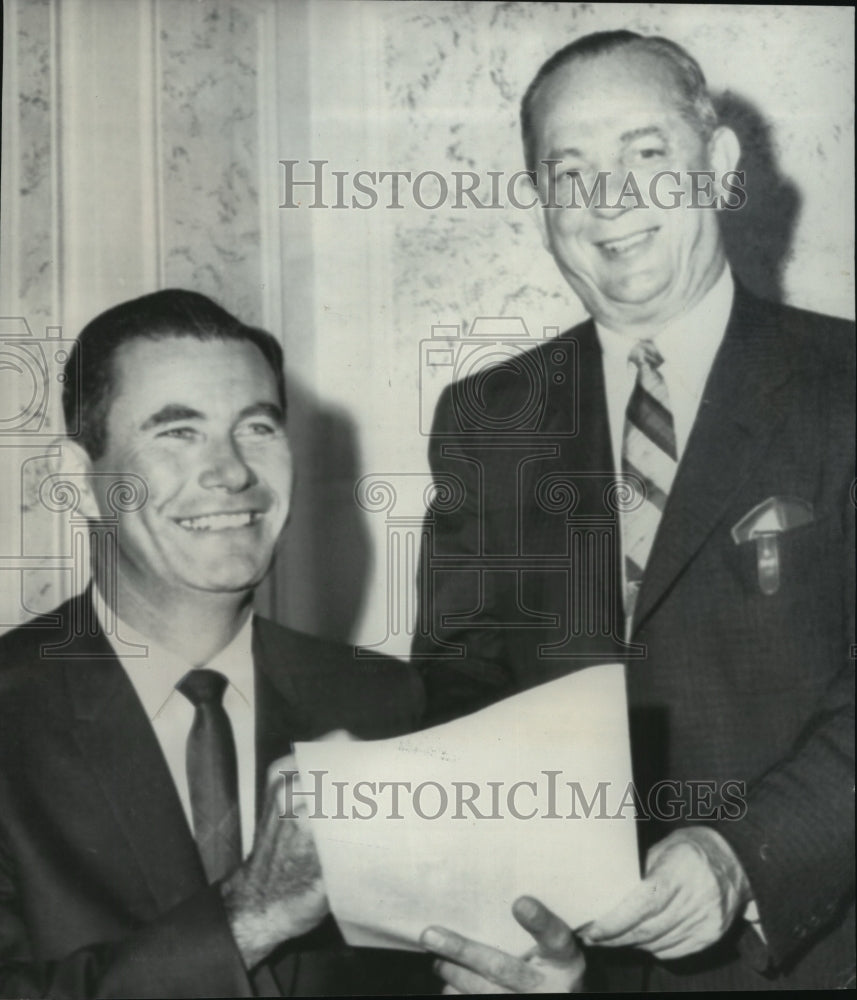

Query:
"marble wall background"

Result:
[[2, 1, 853, 644], [12, 0, 55, 328], [1, 0, 273, 626], [158, 0, 265, 325], [5, 0, 268, 325], [381, 1, 854, 335], [2, 0, 60, 627]]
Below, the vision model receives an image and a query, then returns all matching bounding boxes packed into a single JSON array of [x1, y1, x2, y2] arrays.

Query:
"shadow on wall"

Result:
[[715, 91, 800, 305], [258, 370, 372, 644]]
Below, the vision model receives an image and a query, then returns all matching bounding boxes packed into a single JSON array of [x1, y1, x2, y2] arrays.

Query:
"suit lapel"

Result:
[[524, 325, 629, 657], [67, 615, 315, 922], [252, 621, 320, 998], [252, 619, 303, 813], [632, 287, 795, 631], [62, 596, 207, 913], [544, 321, 617, 503], [549, 320, 611, 444]]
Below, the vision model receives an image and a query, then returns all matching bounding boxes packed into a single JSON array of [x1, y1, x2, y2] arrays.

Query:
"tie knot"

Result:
[[628, 339, 664, 371], [177, 668, 229, 707]]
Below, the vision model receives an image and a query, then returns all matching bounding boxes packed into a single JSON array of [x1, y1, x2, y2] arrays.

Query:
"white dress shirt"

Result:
[[595, 266, 734, 638], [93, 587, 257, 859], [593, 269, 763, 937], [595, 266, 735, 473]]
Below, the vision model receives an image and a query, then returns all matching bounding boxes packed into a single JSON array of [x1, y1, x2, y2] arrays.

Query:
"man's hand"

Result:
[[421, 896, 585, 994], [220, 756, 329, 969], [578, 827, 752, 960]]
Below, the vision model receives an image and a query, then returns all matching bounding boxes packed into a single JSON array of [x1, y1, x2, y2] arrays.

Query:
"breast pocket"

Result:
[[725, 514, 843, 691], [729, 518, 823, 598]]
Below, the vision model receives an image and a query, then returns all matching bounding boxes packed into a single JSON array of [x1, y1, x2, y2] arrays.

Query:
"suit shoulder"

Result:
[[429, 317, 595, 434], [255, 615, 351, 662], [782, 299, 852, 335], [738, 292, 855, 401], [783, 303, 855, 401], [0, 608, 71, 717], [253, 616, 425, 734], [254, 615, 418, 682], [0, 607, 68, 675], [761, 298, 855, 362]]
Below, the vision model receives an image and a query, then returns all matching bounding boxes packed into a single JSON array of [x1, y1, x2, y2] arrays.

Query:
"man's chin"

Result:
[[563, 270, 665, 323], [179, 561, 273, 596], [591, 279, 680, 326]]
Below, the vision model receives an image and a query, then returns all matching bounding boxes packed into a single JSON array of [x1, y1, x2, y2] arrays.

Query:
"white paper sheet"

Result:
[[293, 662, 640, 955]]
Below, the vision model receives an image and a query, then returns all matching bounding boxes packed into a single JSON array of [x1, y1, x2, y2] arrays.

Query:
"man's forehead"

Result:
[[109, 335, 279, 407], [112, 334, 270, 376], [532, 48, 688, 136]]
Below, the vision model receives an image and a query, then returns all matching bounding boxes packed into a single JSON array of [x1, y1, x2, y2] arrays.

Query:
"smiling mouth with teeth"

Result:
[[176, 512, 261, 532], [598, 228, 658, 258]]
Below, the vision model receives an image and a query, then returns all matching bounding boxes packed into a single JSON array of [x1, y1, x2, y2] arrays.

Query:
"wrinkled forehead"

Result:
[[112, 333, 269, 380], [530, 48, 690, 148], [107, 334, 279, 414]]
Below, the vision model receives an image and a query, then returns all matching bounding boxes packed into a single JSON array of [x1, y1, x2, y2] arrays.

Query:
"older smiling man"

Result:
[[415, 30, 855, 992]]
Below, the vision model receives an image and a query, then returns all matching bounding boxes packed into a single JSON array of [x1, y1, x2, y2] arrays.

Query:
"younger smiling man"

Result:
[[0, 289, 588, 997], [0, 290, 428, 997]]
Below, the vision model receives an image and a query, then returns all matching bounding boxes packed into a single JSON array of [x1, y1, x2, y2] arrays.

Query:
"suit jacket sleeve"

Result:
[[713, 338, 856, 971], [412, 382, 518, 724], [0, 861, 252, 1000]]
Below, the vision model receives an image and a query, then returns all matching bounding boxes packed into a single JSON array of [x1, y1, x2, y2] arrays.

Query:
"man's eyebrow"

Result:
[[546, 146, 584, 161], [620, 126, 669, 144], [545, 126, 670, 160], [236, 402, 285, 424], [140, 405, 205, 431]]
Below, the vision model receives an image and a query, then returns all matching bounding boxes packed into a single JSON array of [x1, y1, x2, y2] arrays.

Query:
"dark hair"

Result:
[[520, 30, 719, 175], [62, 288, 286, 459]]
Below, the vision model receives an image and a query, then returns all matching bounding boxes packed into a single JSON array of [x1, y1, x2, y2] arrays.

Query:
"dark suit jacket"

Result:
[[412, 285, 855, 989], [0, 593, 432, 998]]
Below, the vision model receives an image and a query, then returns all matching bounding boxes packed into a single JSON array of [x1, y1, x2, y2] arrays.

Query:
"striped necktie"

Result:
[[620, 339, 678, 625]]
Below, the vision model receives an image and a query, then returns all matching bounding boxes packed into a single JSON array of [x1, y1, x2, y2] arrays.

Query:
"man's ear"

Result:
[[54, 439, 101, 519], [708, 125, 741, 181]]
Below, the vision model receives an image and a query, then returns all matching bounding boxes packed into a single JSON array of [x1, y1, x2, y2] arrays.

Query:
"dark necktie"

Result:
[[176, 668, 242, 883], [620, 339, 678, 624]]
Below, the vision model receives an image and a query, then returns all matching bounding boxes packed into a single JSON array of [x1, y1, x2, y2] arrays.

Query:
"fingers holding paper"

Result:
[[578, 827, 752, 960], [220, 756, 330, 968], [422, 896, 585, 993]]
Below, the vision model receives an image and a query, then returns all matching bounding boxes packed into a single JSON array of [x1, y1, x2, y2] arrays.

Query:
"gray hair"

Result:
[[520, 30, 719, 175]]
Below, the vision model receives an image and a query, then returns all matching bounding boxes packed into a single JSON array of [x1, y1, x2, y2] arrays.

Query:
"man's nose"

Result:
[[590, 167, 634, 220], [198, 438, 256, 491]]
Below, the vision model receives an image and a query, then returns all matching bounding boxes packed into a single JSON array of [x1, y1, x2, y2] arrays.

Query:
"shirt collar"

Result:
[[91, 585, 255, 722], [595, 267, 735, 382]]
